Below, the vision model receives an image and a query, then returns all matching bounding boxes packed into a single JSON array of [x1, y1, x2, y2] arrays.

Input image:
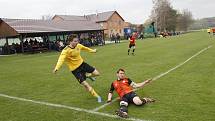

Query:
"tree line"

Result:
[[149, 0, 193, 32]]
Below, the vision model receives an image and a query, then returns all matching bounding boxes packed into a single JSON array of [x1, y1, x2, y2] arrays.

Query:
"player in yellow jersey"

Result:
[[53, 35, 102, 103]]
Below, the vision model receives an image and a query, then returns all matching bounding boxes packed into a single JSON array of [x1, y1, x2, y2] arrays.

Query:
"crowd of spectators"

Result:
[[80, 33, 104, 47], [0, 38, 49, 54], [1, 43, 21, 54], [0, 32, 105, 55], [23, 38, 49, 53]]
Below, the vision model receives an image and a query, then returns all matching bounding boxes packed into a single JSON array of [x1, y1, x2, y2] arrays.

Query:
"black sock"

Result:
[[120, 105, 128, 113], [128, 49, 130, 55]]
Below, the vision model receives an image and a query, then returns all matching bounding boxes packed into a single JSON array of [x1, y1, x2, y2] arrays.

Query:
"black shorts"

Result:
[[71, 62, 95, 84], [121, 92, 137, 104], [129, 44, 135, 48]]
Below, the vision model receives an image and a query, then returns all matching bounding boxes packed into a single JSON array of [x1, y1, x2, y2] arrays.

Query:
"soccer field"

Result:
[[0, 31, 215, 121]]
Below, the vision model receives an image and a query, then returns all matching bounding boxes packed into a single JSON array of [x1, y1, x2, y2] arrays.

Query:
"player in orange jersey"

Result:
[[107, 68, 155, 118], [128, 33, 137, 55]]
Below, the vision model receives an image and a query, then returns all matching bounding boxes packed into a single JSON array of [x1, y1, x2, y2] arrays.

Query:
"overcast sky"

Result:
[[0, 0, 214, 24]]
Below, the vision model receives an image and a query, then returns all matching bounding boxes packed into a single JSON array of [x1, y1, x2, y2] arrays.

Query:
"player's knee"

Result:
[[133, 97, 143, 106], [93, 69, 100, 76], [134, 100, 143, 106]]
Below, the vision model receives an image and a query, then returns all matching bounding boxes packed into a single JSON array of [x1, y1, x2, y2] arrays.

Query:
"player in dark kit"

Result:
[[107, 69, 155, 118]]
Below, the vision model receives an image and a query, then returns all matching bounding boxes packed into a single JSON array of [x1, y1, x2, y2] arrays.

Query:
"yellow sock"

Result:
[[90, 88, 99, 98]]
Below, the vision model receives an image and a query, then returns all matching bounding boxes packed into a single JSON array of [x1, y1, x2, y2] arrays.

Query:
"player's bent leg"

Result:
[[133, 96, 144, 106], [88, 69, 99, 81], [81, 81, 102, 103], [86, 69, 99, 81]]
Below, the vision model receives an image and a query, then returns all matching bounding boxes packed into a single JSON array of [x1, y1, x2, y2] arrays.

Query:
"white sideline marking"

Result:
[[92, 45, 212, 111], [0, 93, 148, 121], [151, 45, 212, 81]]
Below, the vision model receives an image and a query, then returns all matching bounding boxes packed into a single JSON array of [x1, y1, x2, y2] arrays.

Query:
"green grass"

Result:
[[0, 31, 215, 121]]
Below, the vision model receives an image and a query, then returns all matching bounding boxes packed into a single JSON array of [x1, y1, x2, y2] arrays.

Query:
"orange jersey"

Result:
[[109, 78, 133, 98], [212, 28, 215, 33]]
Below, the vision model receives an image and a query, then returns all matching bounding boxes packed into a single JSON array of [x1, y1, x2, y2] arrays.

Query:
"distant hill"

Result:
[[189, 17, 215, 30]]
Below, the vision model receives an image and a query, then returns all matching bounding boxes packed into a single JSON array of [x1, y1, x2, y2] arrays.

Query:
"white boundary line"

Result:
[[0, 93, 149, 121], [151, 45, 212, 81], [92, 45, 212, 112]]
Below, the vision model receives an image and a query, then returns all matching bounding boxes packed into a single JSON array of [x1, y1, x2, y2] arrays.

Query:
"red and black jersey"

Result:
[[212, 28, 215, 33], [129, 36, 136, 45], [109, 78, 133, 98]]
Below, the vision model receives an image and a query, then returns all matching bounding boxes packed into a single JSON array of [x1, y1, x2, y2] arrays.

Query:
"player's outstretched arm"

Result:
[[80, 44, 97, 53], [131, 79, 152, 89]]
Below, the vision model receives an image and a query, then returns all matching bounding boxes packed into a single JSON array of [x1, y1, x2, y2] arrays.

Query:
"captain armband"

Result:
[[130, 82, 138, 88]]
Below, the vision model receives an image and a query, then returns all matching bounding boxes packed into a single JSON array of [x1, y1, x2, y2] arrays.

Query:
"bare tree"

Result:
[[176, 9, 193, 31], [150, 0, 193, 32], [151, 0, 175, 31]]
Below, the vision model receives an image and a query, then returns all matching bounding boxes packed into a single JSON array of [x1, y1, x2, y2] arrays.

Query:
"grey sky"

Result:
[[0, 0, 214, 24]]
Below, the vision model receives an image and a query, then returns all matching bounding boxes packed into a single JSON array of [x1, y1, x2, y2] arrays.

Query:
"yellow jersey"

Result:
[[54, 44, 96, 71]]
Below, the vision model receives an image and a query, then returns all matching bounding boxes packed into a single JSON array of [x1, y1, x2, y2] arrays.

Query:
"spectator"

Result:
[[116, 33, 120, 43]]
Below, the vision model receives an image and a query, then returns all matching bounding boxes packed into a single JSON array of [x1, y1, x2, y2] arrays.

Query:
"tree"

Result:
[[150, 0, 177, 31], [150, 0, 194, 32], [176, 9, 193, 31]]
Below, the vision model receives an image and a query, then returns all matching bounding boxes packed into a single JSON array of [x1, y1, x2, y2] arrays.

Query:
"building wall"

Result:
[[124, 22, 132, 28], [52, 12, 125, 38], [105, 12, 124, 38]]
